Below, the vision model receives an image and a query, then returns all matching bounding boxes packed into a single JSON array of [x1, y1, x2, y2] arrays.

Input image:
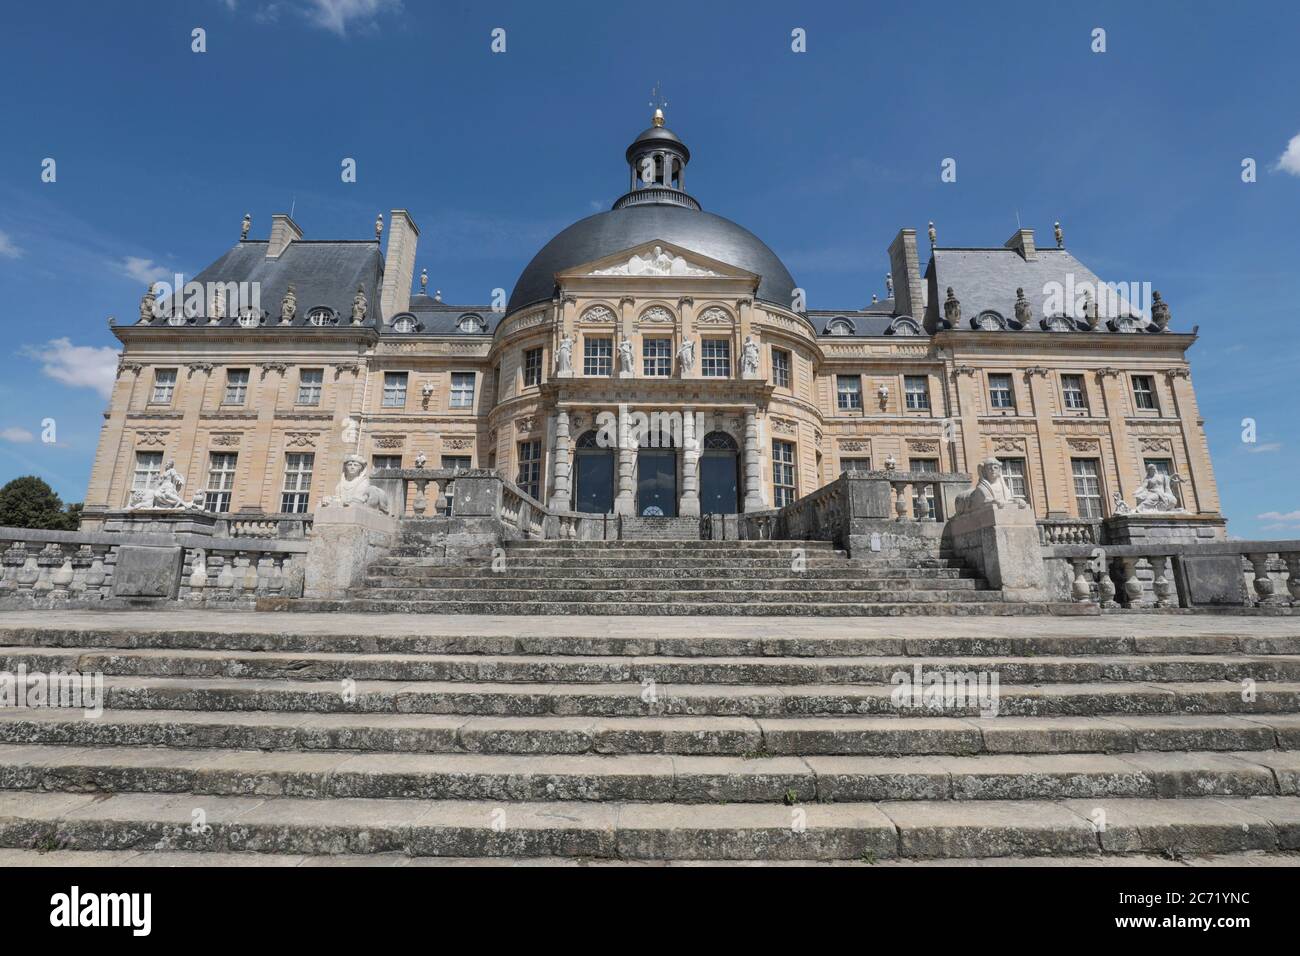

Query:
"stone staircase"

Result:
[[270, 538, 1082, 616], [0, 612, 1297, 863]]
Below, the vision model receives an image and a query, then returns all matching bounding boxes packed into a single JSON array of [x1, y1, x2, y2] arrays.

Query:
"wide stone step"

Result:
[[359, 576, 985, 593], [2, 744, 1297, 803], [367, 564, 978, 581], [2, 791, 1297, 859], [344, 588, 1000, 605], [504, 540, 844, 550], [262, 598, 1064, 617], [14, 624, 1297, 658], [69, 675, 1300, 717], [9, 647, 1298, 685], [2, 709, 1296, 756]]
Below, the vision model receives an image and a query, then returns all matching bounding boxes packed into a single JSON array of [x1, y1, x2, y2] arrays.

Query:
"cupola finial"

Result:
[[648, 81, 667, 126]]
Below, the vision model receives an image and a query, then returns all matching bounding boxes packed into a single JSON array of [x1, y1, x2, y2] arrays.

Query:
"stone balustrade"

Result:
[[0, 526, 307, 609], [1037, 518, 1101, 545], [1045, 540, 1300, 612]]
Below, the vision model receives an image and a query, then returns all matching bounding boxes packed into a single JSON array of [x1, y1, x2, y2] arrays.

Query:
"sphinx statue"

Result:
[[321, 454, 390, 513], [953, 458, 1025, 516]]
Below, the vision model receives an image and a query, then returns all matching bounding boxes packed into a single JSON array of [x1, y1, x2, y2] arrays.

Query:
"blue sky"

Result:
[[0, 0, 1296, 536]]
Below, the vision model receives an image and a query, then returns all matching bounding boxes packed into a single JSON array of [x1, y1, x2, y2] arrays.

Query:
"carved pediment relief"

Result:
[[590, 245, 720, 277]]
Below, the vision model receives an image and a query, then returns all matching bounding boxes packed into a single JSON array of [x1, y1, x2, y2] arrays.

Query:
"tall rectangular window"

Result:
[[223, 369, 249, 405], [150, 369, 177, 404], [450, 372, 475, 408], [904, 375, 930, 410], [1071, 458, 1103, 518], [1061, 374, 1088, 411], [996, 457, 1029, 503], [494, 364, 503, 402], [523, 348, 543, 387], [517, 440, 541, 500], [701, 339, 730, 377], [642, 338, 671, 377], [771, 348, 791, 388], [205, 452, 237, 513], [909, 457, 940, 519], [837, 375, 862, 411], [372, 455, 402, 472], [441, 455, 471, 471], [382, 372, 408, 408], [1131, 375, 1158, 411], [280, 453, 314, 513], [132, 451, 163, 491], [840, 458, 872, 474], [988, 373, 1015, 410], [296, 368, 323, 406], [772, 439, 797, 508], [584, 338, 612, 376]]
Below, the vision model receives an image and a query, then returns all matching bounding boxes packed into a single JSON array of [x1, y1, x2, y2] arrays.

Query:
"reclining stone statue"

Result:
[[1128, 464, 1184, 514], [953, 458, 1028, 515], [127, 459, 201, 510], [321, 454, 390, 513]]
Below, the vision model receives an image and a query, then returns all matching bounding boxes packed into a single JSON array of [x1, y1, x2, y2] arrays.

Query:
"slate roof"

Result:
[[393, 295, 505, 335], [923, 247, 1152, 334], [158, 240, 385, 329]]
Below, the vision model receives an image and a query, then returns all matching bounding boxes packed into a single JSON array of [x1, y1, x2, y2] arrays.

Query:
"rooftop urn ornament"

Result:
[[1014, 287, 1032, 326], [241, 213, 251, 241], [375, 213, 384, 241], [928, 221, 937, 249], [351, 284, 367, 324], [871, 293, 878, 304], [210, 284, 226, 321], [420, 268, 428, 294], [321, 454, 390, 514], [1083, 290, 1100, 330], [139, 284, 157, 323], [943, 286, 961, 328], [1054, 221, 1064, 248], [280, 284, 297, 325], [434, 289, 442, 303], [1151, 290, 1171, 331]]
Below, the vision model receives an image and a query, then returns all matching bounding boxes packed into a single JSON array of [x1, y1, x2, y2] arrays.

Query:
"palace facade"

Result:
[[83, 110, 1222, 527]]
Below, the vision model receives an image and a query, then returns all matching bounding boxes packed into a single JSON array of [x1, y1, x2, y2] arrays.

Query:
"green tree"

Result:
[[0, 476, 80, 531]]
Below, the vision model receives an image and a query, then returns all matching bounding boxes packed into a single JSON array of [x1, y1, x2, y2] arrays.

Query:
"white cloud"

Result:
[[1244, 442, 1282, 454], [0, 229, 22, 259], [0, 427, 34, 443], [119, 256, 171, 286], [1256, 510, 1300, 523], [1275, 133, 1300, 177], [303, 0, 400, 36], [21, 338, 120, 400]]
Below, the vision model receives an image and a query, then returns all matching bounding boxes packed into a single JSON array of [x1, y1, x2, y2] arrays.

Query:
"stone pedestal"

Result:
[[101, 510, 218, 536], [945, 499, 1050, 602], [1103, 513, 1227, 545], [304, 505, 398, 599]]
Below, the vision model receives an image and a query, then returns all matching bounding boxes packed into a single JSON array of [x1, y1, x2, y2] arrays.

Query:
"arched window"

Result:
[[703, 431, 738, 451], [308, 307, 337, 327], [826, 318, 855, 336], [458, 313, 486, 333], [392, 314, 418, 333]]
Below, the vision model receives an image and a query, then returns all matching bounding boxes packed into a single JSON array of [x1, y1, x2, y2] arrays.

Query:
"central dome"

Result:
[[506, 112, 798, 314]]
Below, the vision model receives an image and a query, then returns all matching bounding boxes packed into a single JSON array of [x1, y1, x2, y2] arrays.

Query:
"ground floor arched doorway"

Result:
[[700, 431, 741, 514], [636, 445, 678, 516], [574, 430, 614, 513]]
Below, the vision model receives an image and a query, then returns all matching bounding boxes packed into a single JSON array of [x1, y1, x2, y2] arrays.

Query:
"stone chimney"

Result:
[[379, 209, 420, 323], [1004, 227, 1036, 261], [266, 214, 303, 259], [887, 228, 925, 320]]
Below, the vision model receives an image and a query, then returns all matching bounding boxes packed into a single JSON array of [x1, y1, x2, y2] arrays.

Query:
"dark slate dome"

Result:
[[506, 111, 797, 314]]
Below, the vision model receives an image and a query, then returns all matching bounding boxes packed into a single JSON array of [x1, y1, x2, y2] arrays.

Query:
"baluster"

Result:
[[411, 478, 429, 516], [1097, 559, 1118, 609], [1069, 558, 1093, 603], [1117, 557, 1143, 608], [1284, 553, 1300, 606], [50, 556, 75, 597], [1151, 555, 1175, 608], [1247, 552, 1284, 606], [188, 549, 209, 603]]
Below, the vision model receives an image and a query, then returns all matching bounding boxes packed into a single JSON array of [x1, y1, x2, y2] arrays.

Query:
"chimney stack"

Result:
[[887, 228, 925, 320], [380, 209, 420, 323], [1004, 227, 1036, 261], [266, 214, 303, 259]]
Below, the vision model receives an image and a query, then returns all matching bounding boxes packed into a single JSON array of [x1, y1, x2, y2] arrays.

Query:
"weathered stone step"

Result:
[[9, 647, 1298, 685], [367, 564, 979, 581], [2, 709, 1295, 756], [2, 744, 1296, 802], [262, 598, 1066, 617], [3, 791, 1297, 859], [73, 675, 1300, 717], [11, 625, 1297, 658], [504, 540, 844, 550], [345, 588, 1001, 605], [359, 576, 986, 592]]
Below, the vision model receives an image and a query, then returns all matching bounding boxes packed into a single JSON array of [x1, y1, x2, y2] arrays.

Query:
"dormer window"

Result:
[[237, 308, 262, 328], [457, 313, 485, 333], [826, 318, 854, 336], [392, 314, 418, 333], [308, 307, 337, 327], [167, 312, 187, 327]]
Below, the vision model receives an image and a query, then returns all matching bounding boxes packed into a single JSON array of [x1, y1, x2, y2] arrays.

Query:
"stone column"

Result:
[[1164, 367, 1219, 515], [1095, 368, 1142, 508], [743, 407, 765, 510], [241, 364, 288, 513], [175, 363, 215, 502], [614, 441, 636, 515], [949, 365, 981, 476], [549, 408, 572, 510], [1022, 366, 1068, 517], [679, 406, 700, 516]]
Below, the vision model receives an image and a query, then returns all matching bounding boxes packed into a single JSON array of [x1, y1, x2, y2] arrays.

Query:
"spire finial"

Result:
[[649, 82, 667, 126], [420, 268, 428, 293]]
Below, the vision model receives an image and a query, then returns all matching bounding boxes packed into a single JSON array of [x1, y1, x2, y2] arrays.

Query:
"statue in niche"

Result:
[[556, 334, 575, 374], [741, 335, 760, 374], [617, 337, 635, 374], [351, 285, 367, 324], [676, 338, 696, 373], [321, 454, 390, 513]]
